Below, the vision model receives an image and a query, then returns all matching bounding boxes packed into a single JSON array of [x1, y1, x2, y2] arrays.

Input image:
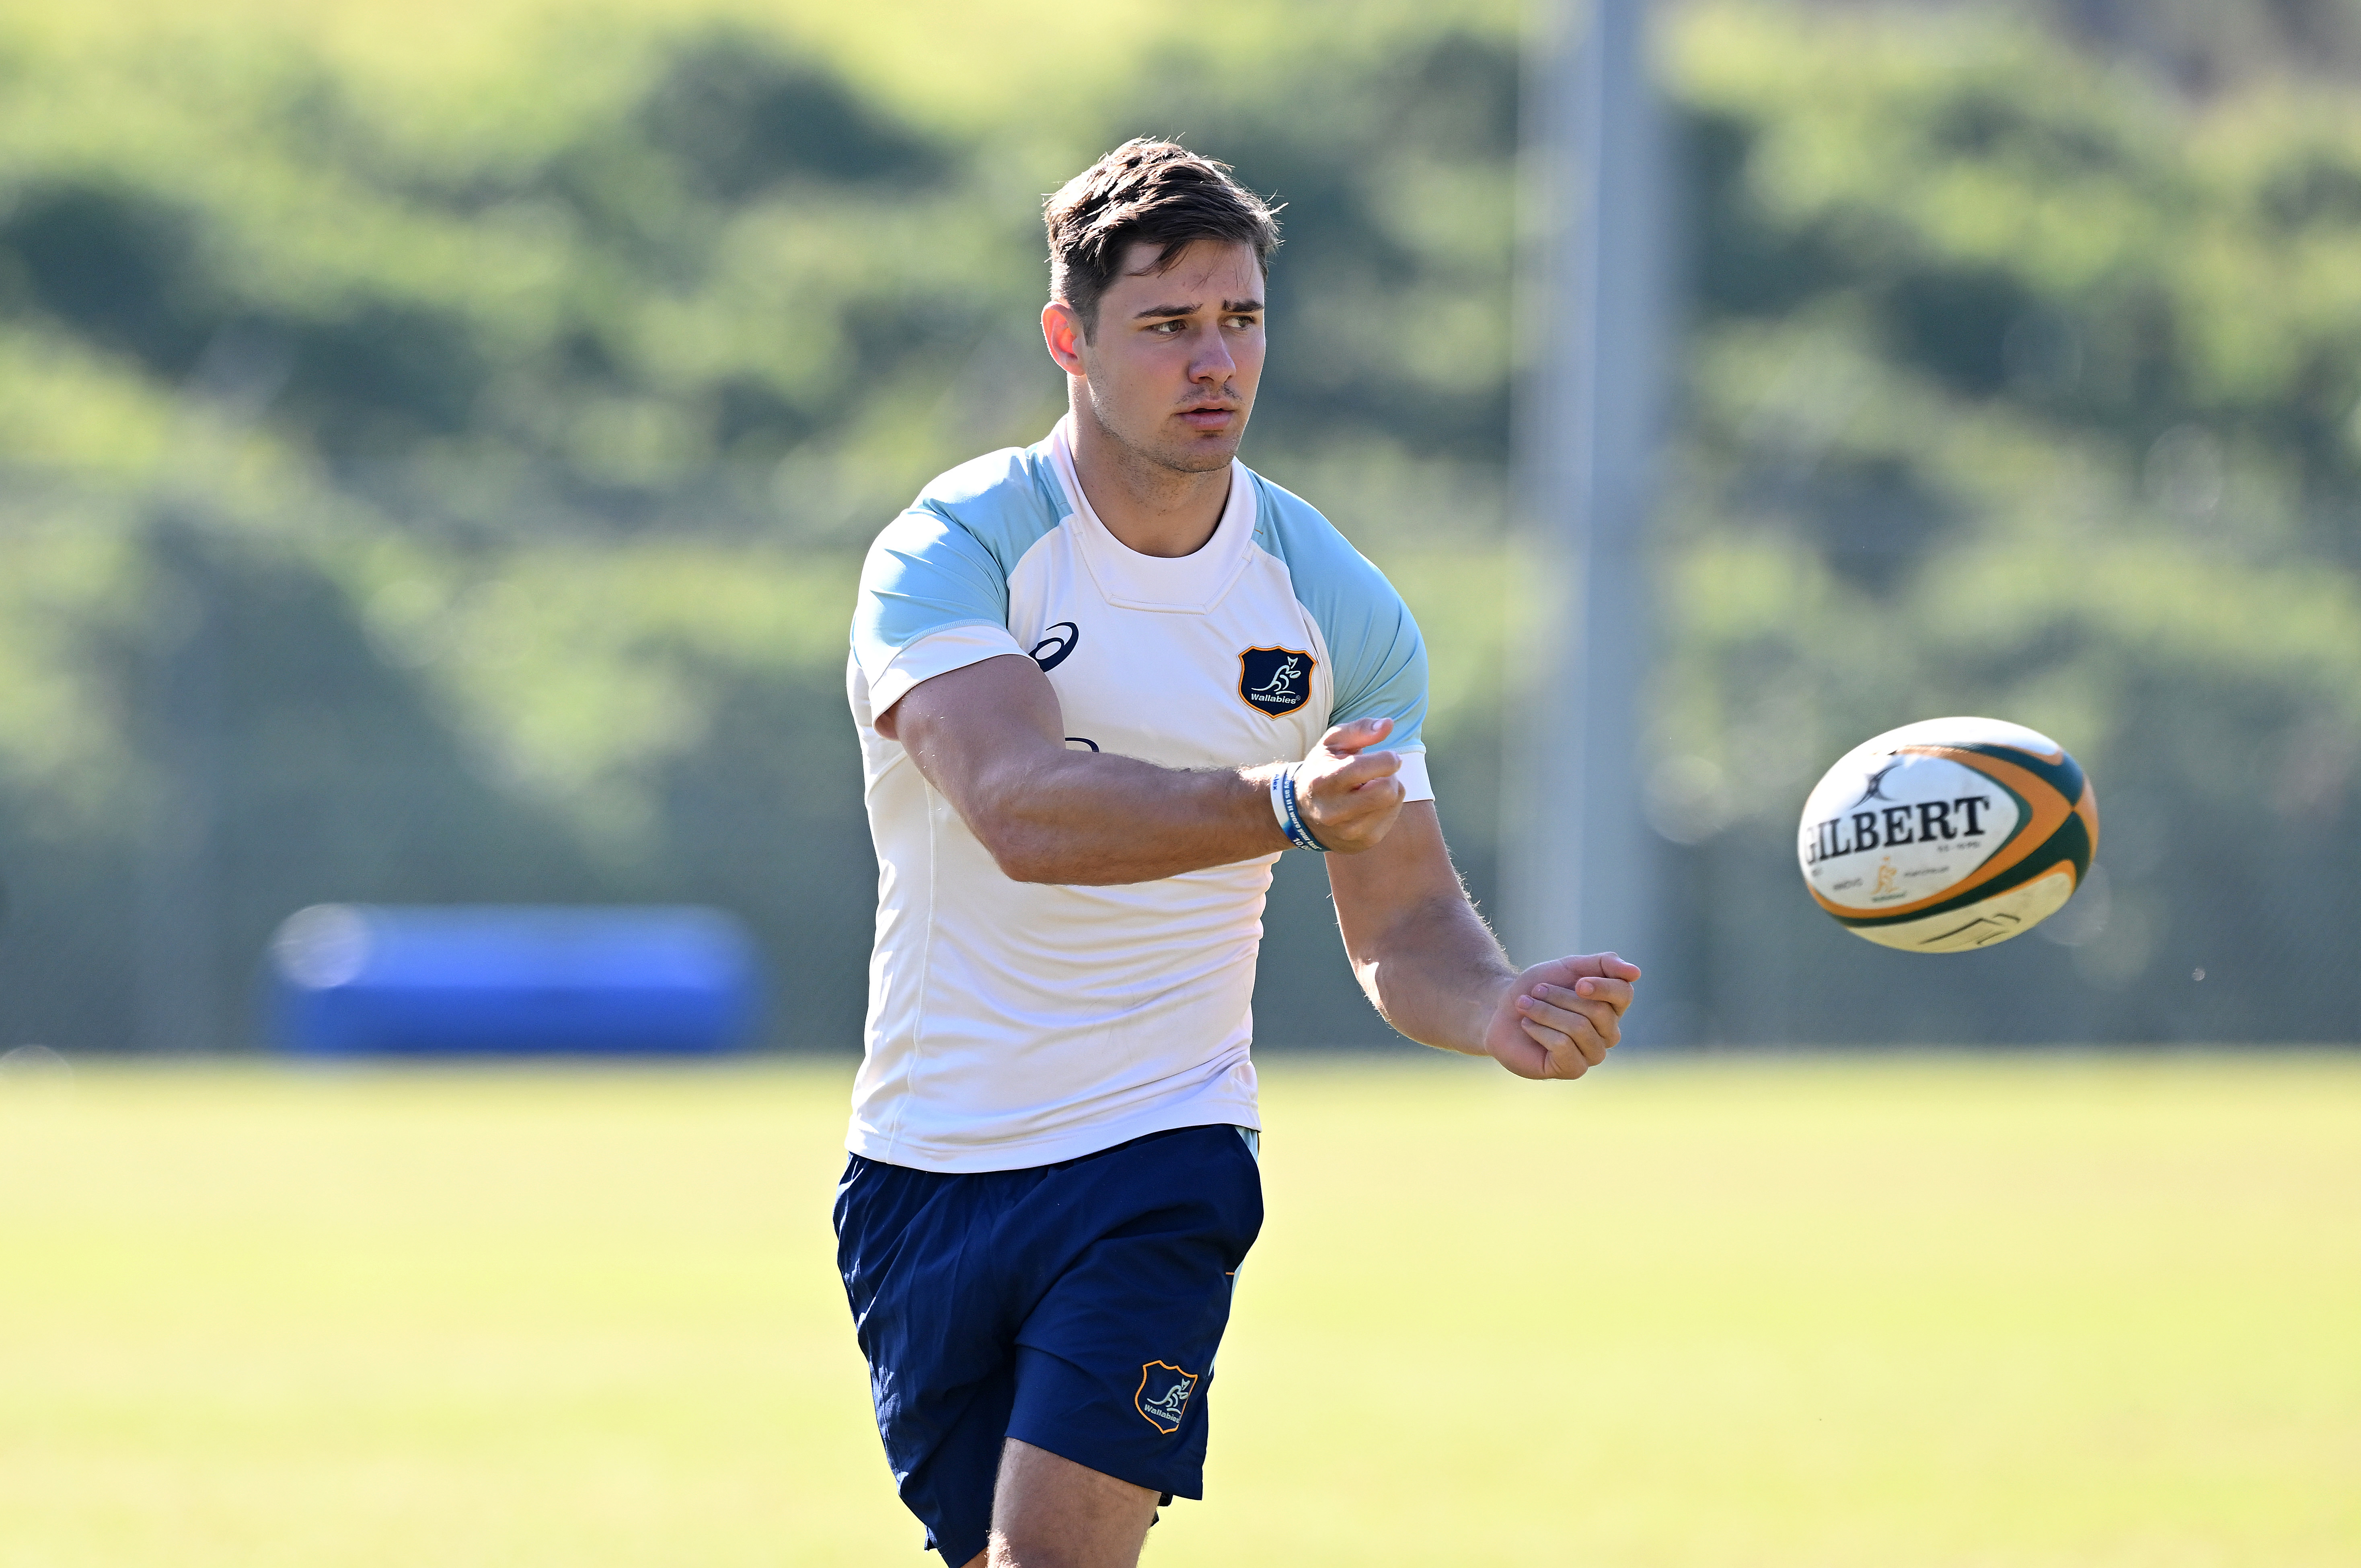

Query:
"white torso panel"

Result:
[[845, 421, 1431, 1172]]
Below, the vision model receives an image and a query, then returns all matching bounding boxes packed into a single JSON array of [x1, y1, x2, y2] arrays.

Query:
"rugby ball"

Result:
[[1797, 717, 2099, 954]]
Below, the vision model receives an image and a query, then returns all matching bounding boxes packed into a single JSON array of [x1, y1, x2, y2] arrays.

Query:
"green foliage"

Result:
[[0, 0, 1531, 1049], [1654, 4, 2361, 1039], [0, 0, 2355, 1047]]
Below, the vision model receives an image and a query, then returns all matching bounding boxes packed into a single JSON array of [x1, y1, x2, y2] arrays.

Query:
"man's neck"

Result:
[[1066, 406, 1231, 559]]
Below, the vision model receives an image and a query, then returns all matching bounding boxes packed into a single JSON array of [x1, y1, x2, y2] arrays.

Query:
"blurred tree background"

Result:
[[0, 0, 2355, 1052]]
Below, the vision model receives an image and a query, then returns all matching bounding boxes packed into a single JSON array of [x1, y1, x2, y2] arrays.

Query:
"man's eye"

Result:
[[1226, 316, 1259, 330]]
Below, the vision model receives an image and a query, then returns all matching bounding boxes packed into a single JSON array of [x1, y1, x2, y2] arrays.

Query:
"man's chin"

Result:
[[1155, 429, 1245, 473], [1082, 397, 1249, 473]]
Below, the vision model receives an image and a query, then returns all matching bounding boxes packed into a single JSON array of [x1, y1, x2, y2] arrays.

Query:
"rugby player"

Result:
[[836, 138, 1641, 1568]]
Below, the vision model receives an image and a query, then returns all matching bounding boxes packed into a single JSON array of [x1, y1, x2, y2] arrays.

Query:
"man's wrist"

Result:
[[1432, 964, 1518, 1060], [1267, 763, 1328, 851]]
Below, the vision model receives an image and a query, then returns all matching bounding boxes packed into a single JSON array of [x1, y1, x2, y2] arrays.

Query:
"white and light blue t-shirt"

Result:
[[845, 419, 1432, 1172]]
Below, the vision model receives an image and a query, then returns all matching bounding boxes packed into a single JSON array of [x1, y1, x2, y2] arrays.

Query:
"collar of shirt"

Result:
[[1046, 416, 1256, 615]]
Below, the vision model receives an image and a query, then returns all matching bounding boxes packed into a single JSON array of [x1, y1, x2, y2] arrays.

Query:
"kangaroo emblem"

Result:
[[1237, 646, 1315, 717], [1250, 656, 1301, 696], [1134, 1362, 1199, 1434]]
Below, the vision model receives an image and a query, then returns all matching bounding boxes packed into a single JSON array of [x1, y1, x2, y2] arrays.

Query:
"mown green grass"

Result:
[[2, 1054, 2355, 1566]]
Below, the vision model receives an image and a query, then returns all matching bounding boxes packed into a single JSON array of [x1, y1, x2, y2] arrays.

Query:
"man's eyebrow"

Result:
[[1130, 298, 1266, 321]]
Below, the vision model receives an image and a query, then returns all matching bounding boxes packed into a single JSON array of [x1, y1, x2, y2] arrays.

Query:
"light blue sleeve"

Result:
[[849, 444, 1068, 715], [1250, 474, 1430, 753], [852, 507, 1010, 672]]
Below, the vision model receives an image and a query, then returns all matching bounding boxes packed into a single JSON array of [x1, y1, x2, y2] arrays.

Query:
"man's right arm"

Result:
[[879, 654, 1406, 886]]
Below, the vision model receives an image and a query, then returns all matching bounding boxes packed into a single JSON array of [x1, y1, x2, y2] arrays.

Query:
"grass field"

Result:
[[2, 1052, 2356, 1567]]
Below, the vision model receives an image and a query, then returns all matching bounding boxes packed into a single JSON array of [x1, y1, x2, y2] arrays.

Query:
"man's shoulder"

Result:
[[1241, 466, 1427, 727], [1243, 467, 1403, 611], [1243, 466, 1335, 541], [919, 440, 1057, 510], [892, 438, 1068, 571]]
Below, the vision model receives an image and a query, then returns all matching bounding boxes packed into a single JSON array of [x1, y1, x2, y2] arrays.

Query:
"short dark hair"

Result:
[[1043, 138, 1281, 338]]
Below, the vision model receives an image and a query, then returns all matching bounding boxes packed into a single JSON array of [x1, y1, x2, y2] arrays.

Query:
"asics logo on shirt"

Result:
[[1029, 621, 1080, 672]]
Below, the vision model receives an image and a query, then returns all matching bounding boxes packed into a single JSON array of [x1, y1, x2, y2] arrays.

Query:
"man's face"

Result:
[[1047, 238, 1266, 474]]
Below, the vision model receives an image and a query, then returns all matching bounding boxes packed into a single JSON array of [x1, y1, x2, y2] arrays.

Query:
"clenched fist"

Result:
[[1292, 717, 1409, 854], [1484, 953, 1642, 1079]]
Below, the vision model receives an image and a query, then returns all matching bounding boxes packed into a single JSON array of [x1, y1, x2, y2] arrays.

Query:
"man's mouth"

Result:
[[1178, 403, 1238, 432]]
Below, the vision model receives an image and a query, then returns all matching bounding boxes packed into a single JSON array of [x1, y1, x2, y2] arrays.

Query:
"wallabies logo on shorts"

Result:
[[1134, 1362, 1199, 1434]]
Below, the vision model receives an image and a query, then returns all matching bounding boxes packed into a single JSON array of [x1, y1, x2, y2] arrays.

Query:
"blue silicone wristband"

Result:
[[1272, 765, 1329, 852]]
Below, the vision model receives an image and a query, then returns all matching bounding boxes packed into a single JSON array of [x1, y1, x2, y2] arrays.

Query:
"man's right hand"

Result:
[[1293, 717, 1407, 853]]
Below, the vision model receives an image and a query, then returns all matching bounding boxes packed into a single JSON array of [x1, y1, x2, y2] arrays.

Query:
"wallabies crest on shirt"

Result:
[[1237, 646, 1314, 717], [1135, 1362, 1199, 1434]]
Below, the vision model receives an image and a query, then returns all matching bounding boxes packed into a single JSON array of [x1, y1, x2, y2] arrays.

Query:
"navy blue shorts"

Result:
[[833, 1124, 1263, 1566]]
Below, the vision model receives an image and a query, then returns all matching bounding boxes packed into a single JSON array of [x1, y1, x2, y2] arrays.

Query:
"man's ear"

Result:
[[1042, 299, 1089, 377]]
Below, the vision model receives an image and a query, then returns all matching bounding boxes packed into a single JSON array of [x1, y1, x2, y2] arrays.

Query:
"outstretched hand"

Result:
[[1483, 953, 1642, 1079], [1293, 717, 1408, 854]]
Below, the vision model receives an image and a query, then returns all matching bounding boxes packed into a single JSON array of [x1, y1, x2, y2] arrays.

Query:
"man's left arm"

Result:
[[1325, 803, 1641, 1079]]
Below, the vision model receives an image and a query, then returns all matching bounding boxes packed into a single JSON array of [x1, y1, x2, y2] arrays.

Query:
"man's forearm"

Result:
[[890, 656, 1407, 885], [889, 654, 1291, 884], [966, 748, 1288, 885], [1348, 893, 1518, 1054]]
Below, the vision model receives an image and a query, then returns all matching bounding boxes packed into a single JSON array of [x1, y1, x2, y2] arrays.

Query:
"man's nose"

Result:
[[1189, 328, 1237, 382]]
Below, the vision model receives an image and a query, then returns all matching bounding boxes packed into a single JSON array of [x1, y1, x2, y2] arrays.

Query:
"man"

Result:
[[836, 138, 1640, 1568]]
